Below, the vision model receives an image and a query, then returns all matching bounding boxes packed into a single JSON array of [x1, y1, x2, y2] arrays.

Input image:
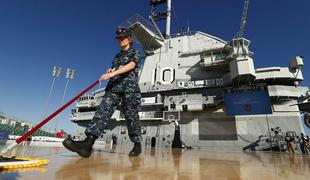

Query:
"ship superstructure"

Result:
[[70, 0, 310, 150]]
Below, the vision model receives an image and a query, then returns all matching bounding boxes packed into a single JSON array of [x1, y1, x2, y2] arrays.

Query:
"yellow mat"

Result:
[[0, 155, 49, 170]]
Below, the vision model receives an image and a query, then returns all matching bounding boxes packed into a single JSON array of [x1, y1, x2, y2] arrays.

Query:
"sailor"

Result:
[[62, 27, 142, 157]]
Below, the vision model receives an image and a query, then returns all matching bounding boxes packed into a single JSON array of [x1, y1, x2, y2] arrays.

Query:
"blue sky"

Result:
[[0, 0, 309, 134]]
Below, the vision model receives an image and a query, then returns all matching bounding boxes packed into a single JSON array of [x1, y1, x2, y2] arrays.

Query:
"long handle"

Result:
[[1, 80, 99, 154], [16, 80, 100, 143]]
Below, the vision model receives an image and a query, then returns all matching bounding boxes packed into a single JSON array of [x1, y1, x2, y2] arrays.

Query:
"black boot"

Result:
[[129, 143, 142, 156], [62, 134, 97, 158]]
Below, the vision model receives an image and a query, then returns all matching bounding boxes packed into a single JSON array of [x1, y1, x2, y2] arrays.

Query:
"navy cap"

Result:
[[115, 27, 132, 38]]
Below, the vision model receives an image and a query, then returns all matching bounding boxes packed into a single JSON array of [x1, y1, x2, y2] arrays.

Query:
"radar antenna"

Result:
[[237, 0, 250, 38]]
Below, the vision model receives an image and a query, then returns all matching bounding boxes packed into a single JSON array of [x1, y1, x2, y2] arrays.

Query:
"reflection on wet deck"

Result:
[[1, 144, 310, 180]]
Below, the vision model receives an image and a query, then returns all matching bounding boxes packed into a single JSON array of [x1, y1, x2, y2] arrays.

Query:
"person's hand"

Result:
[[99, 71, 116, 81]]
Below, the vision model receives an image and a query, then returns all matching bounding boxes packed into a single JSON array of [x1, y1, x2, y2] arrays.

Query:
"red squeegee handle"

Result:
[[16, 80, 100, 144]]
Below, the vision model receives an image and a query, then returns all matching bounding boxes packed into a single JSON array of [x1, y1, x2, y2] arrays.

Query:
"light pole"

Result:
[[43, 66, 61, 119], [55, 68, 75, 130]]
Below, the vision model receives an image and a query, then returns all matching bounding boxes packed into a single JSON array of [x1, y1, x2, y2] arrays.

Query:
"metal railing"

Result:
[[119, 14, 164, 41], [0, 111, 56, 135], [170, 31, 196, 38], [119, 111, 163, 120]]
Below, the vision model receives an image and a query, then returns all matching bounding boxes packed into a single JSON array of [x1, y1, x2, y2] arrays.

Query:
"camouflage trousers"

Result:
[[85, 91, 142, 143]]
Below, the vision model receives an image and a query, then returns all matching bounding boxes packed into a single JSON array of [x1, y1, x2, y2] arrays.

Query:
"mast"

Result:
[[150, 0, 172, 39], [237, 0, 250, 38], [166, 0, 171, 38]]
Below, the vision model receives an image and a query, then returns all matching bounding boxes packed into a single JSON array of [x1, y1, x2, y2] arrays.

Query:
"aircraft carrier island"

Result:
[[69, 0, 310, 151]]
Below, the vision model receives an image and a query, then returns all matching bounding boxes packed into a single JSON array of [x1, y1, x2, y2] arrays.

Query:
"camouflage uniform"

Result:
[[85, 47, 142, 143]]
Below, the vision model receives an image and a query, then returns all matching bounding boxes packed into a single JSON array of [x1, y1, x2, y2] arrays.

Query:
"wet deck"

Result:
[[1, 143, 310, 180]]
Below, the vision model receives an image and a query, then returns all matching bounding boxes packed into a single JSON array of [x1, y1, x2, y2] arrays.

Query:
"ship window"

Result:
[[182, 105, 188, 111], [170, 103, 176, 110]]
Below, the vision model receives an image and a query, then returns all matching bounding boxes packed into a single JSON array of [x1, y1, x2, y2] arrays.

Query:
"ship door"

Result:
[[151, 137, 156, 147]]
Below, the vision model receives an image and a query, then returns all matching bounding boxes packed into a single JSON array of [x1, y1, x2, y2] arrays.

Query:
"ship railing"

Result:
[[170, 31, 196, 38], [119, 14, 164, 41], [0, 112, 56, 136], [76, 112, 95, 118], [77, 95, 94, 102], [119, 111, 163, 120], [178, 92, 204, 101], [76, 102, 90, 108]]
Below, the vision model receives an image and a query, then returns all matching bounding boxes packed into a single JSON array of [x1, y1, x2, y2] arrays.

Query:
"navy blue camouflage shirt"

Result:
[[105, 47, 141, 93]]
